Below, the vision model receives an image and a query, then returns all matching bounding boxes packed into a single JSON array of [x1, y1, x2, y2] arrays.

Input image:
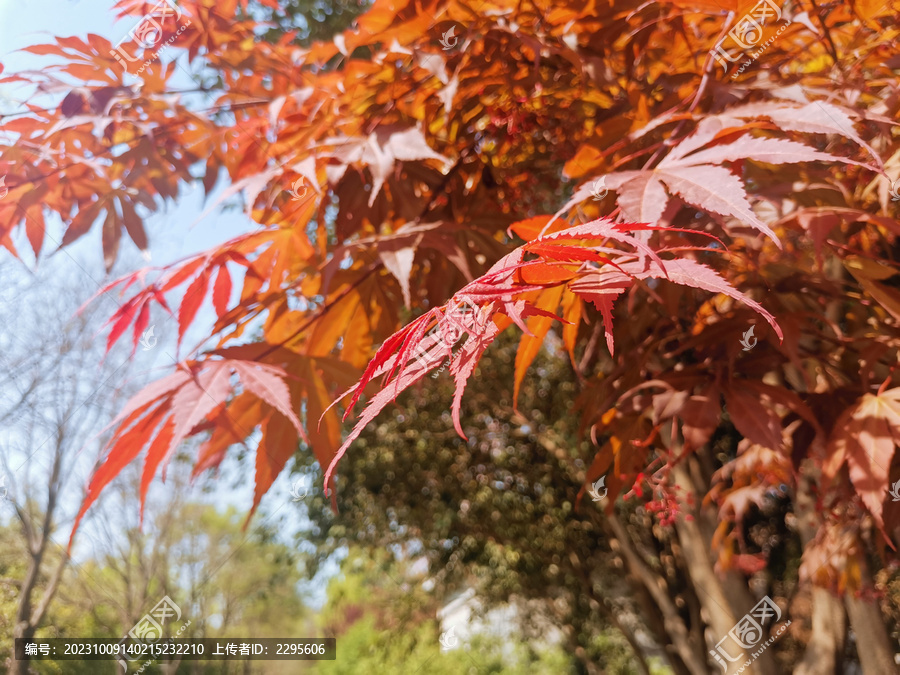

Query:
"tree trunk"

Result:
[[672, 461, 779, 674], [791, 587, 845, 675], [628, 566, 695, 675], [11, 547, 44, 675], [793, 470, 845, 675], [11, 624, 35, 675], [569, 551, 654, 675], [605, 513, 709, 675], [844, 557, 895, 675], [10, 435, 68, 675]]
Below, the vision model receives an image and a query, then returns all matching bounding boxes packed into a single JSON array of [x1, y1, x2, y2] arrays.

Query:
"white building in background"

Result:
[[435, 586, 565, 659]]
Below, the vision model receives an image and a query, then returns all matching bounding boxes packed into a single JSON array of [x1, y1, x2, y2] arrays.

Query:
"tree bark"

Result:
[[844, 558, 895, 675], [793, 470, 845, 675], [570, 554, 654, 675], [605, 512, 709, 675], [10, 431, 67, 675], [791, 587, 845, 675], [672, 460, 779, 674]]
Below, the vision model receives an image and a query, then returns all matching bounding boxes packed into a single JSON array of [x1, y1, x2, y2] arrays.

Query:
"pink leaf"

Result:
[[164, 363, 233, 474], [615, 173, 669, 224], [232, 361, 307, 443], [379, 245, 416, 308], [663, 137, 851, 168], [450, 318, 501, 438], [729, 101, 883, 169], [568, 269, 632, 356], [655, 165, 780, 245]]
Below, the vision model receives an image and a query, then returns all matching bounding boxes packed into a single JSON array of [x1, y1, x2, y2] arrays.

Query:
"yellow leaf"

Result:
[[560, 289, 583, 366], [307, 291, 362, 357], [513, 286, 564, 409], [845, 256, 900, 321], [563, 144, 604, 179]]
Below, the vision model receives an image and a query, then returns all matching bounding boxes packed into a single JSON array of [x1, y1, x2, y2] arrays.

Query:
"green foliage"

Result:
[[316, 616, 575, 675], [0, 522, 27, 668], [314, 551, 576, 674], [0, 520, 112, 674], [1, 498, 309, 674], [252, 0, 371, 46]]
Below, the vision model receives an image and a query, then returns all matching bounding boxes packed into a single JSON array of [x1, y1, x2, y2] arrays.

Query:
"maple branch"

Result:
[[0, 107, 54, 120], [610, 141, 667, 171], [5, 119, 186, 191], [254, 261, 385, 363], [570, 557, 654, 675], [687, 13, 733, 115], [6, 91, 294, 194], [576, 318, 603, 377], [805, 0, 840, 66], [413, 144, 476, 223], [29, 549, 69, 629], [602, 512, 708, 675]]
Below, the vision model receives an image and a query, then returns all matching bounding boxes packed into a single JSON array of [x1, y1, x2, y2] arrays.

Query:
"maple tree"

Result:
[[2, 0, 900, 671]]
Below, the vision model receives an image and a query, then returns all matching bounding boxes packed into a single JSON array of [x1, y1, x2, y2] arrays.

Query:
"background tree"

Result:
[[252, 0, 371, 46], [4, 462, 311, 674], [0, 259, 140, 674]]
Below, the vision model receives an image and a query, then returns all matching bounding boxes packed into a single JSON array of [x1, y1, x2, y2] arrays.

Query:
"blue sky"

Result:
[[0, 0, 254, 268], [0, 0, 115, 56], [0, 0, 333, 600]]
